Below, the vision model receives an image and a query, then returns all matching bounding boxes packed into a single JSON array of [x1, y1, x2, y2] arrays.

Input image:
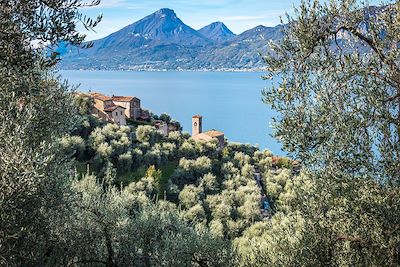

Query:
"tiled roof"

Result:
[[192, 133, 214, 142], [90, 92, 112, 101], [104, 105, 126, 112], [192, 115, 203, 118], [112, 96, 139, 102], [204, 130, 224, 137]]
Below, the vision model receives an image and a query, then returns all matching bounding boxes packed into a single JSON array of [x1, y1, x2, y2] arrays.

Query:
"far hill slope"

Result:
[[59, 9, 284, 70], [198, 22, 236, 43]]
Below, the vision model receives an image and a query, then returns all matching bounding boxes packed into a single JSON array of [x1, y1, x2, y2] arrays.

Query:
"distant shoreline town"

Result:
[[61, 67, 267, 72], [58, 8, 282, 71]]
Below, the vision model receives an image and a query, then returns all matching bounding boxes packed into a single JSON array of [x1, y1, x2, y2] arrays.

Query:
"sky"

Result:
[[80, 0, 304, 41]]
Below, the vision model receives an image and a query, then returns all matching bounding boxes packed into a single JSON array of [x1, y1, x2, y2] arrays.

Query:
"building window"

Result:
[[121, 111, 123, 115], [194, 122, 197, 126], [115, 112, 118, 116]]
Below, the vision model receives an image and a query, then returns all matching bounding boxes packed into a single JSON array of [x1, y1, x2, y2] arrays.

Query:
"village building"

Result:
[[111, 95, 141, 120], [90, 93, 127, 126], [87, 92, 151, 125], [191, 115, 225, 147], [154, 120, 169, 137]]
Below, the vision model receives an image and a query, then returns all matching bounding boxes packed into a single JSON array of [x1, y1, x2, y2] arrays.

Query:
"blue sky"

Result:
[[80, 0, 304, 40]]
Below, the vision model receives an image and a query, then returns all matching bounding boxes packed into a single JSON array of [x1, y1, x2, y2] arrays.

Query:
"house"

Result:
[[90, 93, 127, 126], [87, 92, 149, 125], [191, 115, 225, 147], [112, 95, 141, 120], [154, 120, 169, 136]]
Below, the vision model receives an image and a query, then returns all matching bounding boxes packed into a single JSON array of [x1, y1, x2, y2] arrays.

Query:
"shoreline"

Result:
[[58, 68, 267, 73]]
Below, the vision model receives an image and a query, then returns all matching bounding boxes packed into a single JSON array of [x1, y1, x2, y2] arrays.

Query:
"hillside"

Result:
[[58, 8, 284, 71], [198, 22, 236, 43]]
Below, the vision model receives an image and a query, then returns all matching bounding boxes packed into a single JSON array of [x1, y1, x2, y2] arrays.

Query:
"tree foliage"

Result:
[[0, 0, 101, 264], [263, 0, 400, 184], [261, 0, 400, 266]]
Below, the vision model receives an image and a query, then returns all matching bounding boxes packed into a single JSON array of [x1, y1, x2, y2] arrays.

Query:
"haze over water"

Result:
[[61, 70, 283, 154]]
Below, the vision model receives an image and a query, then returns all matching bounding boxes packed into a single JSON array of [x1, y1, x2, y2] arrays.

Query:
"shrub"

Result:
[[136, 125, 163, 144]]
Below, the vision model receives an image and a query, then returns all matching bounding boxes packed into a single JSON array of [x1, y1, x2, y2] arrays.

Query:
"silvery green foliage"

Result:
[[59, 113, 302, 265], [0, 73, 77, 265], [74, 93, 95, 115], [233, 171, 400, 266], [0, 0, 101, 264], [144, 142, 176, 166], [60, 135, 86, 159], [171, 156, 213, 188], [89, 123, 133, 173], [177, 155, 263, 239], [263, 0, 400, 184], [136, 125, 164, 144], [234, 212, 306, 267], [63, 173, 232, 266], [259, 0, 400, 266]]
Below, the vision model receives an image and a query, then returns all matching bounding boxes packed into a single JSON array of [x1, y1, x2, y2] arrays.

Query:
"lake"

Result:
[[59, 70, 283, 154]]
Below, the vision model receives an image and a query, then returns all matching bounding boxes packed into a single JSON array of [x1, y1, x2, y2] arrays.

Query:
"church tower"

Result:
[[192, 115, 202, 136]]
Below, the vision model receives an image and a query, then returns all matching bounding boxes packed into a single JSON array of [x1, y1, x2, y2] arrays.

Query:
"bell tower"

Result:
[[192, 115, 202, 136]]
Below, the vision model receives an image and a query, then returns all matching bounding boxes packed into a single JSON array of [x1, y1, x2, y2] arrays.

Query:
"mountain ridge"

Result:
[[59, 8, 284, 71], [198, 22, 236, 43]]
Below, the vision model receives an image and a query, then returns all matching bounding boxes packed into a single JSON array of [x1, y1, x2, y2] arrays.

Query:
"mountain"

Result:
[[198, 22, 236, 42], [104, 8, 210, 47], [59, 9, 284, 71], [234, 25, 283, 43], [60, 8, 209, 56], [194, 25, 284, 70]]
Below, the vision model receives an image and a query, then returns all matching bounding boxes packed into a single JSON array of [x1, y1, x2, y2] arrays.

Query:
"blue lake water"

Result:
[[59, 70, 283, 154]]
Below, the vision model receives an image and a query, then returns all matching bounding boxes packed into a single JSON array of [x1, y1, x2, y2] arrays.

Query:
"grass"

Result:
[[115, 161, 177, 189], [115, 166, 147, 187], [74, 160, 91, 177], [158, 161, 177, 197], [73, 159, 178, 190]]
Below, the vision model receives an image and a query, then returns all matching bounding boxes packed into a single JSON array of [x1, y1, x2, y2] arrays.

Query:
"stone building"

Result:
[[90, 93, 127, 126], [154, 120, 169, 137], [112, 95, 141, 120], [191, 115, 225, 147]]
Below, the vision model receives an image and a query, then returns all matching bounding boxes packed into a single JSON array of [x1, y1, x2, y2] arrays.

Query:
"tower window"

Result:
[[194, 122, 197, 126]]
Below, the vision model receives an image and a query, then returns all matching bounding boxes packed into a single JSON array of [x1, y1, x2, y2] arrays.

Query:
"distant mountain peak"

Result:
[[199, 21, 236, 42], [209, 21, 225, 27], [253, 25, 267, 31], [59, 8, 284, 71], [80, 7, 210, 49], [155, 8, 177, 18]]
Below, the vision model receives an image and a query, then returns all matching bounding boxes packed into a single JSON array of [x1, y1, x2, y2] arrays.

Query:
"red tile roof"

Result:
[[112, 96, 139, 102], [192, 133, 214, 142], [104, 105, 126, 112], [90, 92, 112, 101], [204, 130, 224, 137], [192, 115, 203, 118]]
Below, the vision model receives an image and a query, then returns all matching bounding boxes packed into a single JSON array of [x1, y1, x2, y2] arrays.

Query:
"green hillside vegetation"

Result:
[[63, 100, 295, 238], [1, 0, 400, 266]]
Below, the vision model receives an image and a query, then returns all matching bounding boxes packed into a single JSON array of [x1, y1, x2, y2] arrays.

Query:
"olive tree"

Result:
[[64, 173, 232, 266], [262, 0, 400, 265], [263, 0, 399, 184], [0, 0, 101, 264]]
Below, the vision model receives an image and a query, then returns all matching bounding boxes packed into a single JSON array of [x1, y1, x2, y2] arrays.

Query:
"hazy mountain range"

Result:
[[58, 8, 284, 71]]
